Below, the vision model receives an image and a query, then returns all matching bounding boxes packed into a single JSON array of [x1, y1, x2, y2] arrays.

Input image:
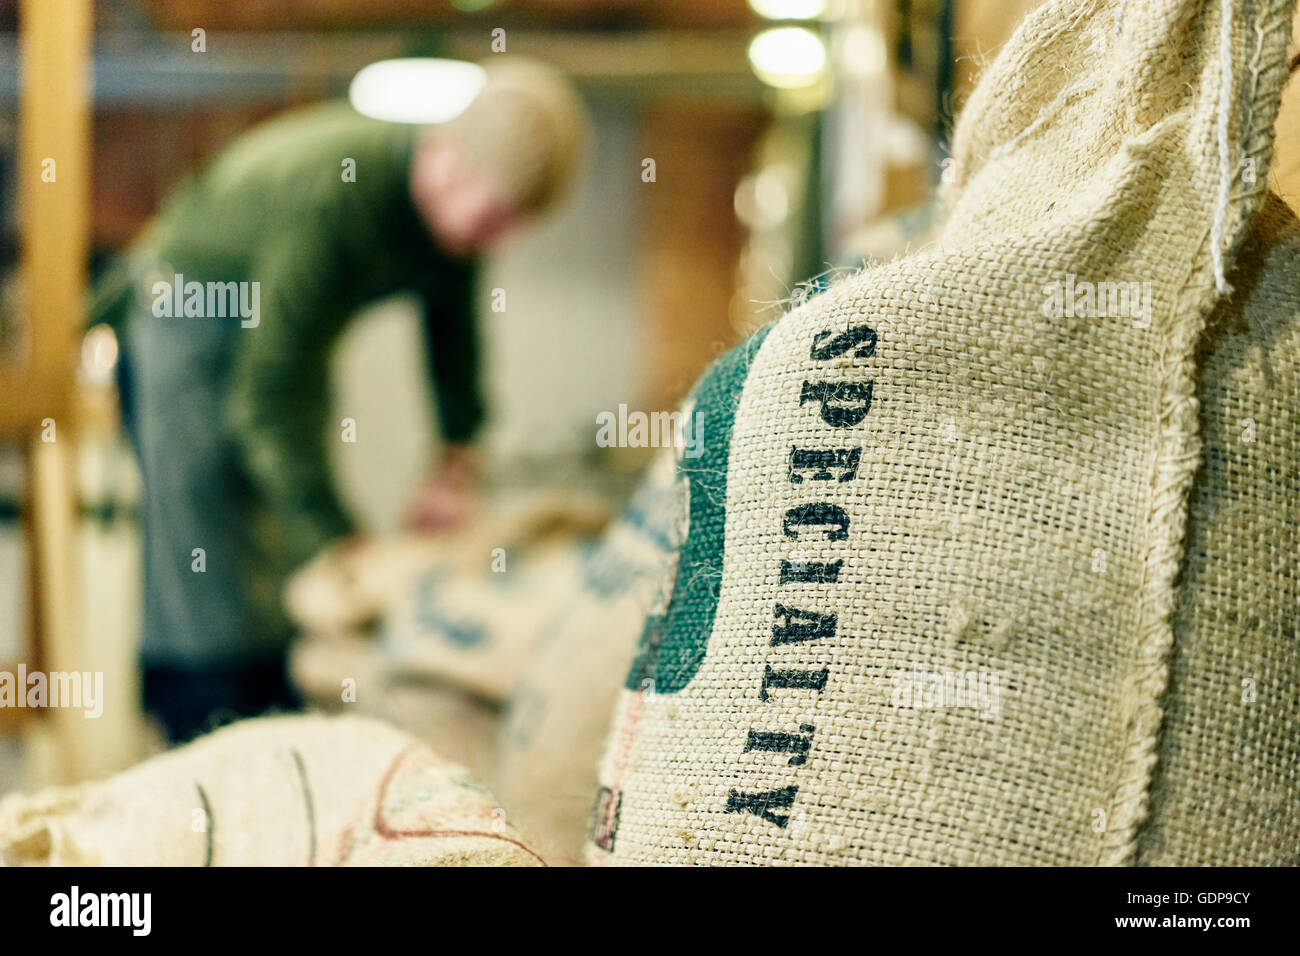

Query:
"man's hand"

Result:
[[403, 445, 481, 532]]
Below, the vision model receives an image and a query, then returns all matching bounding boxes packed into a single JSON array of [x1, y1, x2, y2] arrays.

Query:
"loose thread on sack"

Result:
[[1211, 0, 1236, 296]]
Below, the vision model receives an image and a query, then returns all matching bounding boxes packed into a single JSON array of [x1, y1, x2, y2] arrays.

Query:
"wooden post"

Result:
[[13, 0, 93, 784]]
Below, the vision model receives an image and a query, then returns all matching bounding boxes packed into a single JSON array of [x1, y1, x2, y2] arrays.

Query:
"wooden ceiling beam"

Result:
[[133, 0, 755, 32]]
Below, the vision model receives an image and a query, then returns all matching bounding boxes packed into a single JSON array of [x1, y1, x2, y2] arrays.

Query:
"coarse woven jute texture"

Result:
[[489, 448, 687, 864], [1137, 193, 1300, 865], [0, 715, 543, 866], [589, 0, 1299, 865]]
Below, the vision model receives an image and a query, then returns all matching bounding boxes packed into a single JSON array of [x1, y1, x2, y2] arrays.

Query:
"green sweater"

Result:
[[91, 101, 484, 564]]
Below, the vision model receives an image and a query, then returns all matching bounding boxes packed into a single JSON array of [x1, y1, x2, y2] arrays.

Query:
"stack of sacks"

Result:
[[289, 633, 502, 779], [487, 448, 687, 863], [285, 493, 609, 777], [5, 457, 683, 867], [289, 450, 686, 864], [285, 491, 611, 637], [374, 535, 588, 702], [588, 0, 1300, 865], [0, 715, 543, 866]]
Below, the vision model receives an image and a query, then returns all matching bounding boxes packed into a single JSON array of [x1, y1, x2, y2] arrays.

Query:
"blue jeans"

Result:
[[120, 303, 299, 735]]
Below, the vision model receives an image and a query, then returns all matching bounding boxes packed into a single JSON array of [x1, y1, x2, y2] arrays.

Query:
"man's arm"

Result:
[[225, 229, 354, 569], [404, 263, 486, 530], [417, 260, 485, 446]]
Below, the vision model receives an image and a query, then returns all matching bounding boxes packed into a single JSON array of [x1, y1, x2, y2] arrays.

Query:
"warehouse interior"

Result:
[[0, 0, 1297, 867]]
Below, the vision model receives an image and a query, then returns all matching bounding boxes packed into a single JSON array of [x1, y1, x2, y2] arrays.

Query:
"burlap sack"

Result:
[[589, 0, 1299, 865], [376, 538, 587, 700], [284, 491, 609, 634], [1136, 191, 1300, 864], [0, 715, 542, 866], [289, 632, 502, 779], [488, 448, 686, 864]]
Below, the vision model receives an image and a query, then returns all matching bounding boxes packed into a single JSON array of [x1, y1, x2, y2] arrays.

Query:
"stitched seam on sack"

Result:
[[1103, 0, 1295, 867]]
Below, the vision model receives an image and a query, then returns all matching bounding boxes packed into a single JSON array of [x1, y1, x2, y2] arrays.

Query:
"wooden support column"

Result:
[[13, 0, 93, 784]]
